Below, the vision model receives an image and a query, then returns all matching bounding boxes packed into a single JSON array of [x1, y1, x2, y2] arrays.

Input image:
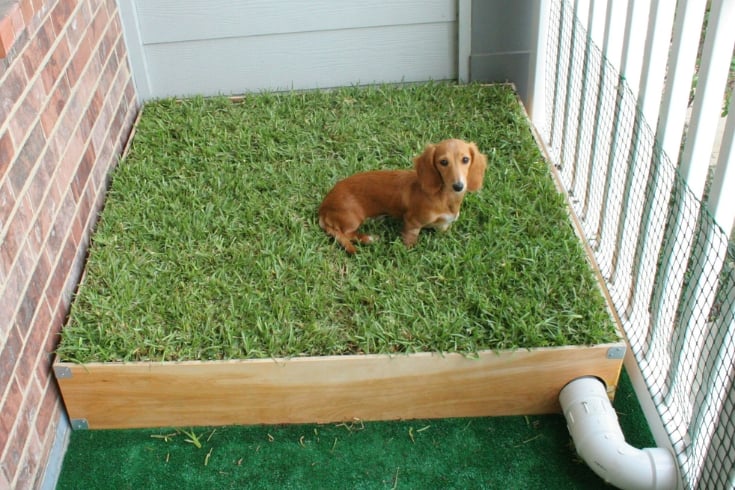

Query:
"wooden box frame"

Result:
[[53, 343, 625, 429], [53, 87, 626, 430]]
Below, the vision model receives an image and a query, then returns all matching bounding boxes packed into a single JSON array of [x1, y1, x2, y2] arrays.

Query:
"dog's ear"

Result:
[[415, 144, 442, 194], [467, 142, 487, 192]]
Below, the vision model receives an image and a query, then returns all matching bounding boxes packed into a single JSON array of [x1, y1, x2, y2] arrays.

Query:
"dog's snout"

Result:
[[452, 182, 465, 192]]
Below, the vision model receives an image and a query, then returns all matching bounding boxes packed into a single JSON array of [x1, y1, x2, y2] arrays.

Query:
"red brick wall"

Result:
[[0, 0, 138, 487]]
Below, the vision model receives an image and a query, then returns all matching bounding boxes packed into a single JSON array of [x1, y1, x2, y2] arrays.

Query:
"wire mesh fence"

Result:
[[540, 1, 735, 488]]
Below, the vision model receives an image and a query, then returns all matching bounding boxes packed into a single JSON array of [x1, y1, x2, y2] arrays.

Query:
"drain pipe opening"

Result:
[[559, 376, 679, 490]]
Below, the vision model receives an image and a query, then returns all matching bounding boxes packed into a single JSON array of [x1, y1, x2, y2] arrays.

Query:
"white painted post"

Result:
[[618, 0, 651, 97], [626, 0, 708, 350], [637, 0, 677, 131], [604, 0, 676, 317], [590, 0, 649, 292], [594, 0, 644, 295], [559, 0, 591, 187], [570, 0, 606, 227], [679, 0, 735, 200], [536, 3, 735, 488], [686, 287, 735, 485], [117, 0, 152, 100], [457, 0, 472, 84], [707, 107, 735, 237], [656, 0, 708, 167], [530, 0, 549, 132], [548, 0, 574, 161], [653, 0, 735, 448]]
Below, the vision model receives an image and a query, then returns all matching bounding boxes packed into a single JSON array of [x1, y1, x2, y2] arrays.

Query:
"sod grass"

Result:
[[57, 83, 618, 363]]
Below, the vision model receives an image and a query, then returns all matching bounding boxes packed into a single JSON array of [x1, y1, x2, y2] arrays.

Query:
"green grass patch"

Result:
[[58, 83, 618, 363]]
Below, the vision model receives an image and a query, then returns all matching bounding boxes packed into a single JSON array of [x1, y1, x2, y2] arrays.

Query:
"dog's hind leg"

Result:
[[321, 224, 358, 254], [335, 232, 358, 254], [320, 216, 371, 254]]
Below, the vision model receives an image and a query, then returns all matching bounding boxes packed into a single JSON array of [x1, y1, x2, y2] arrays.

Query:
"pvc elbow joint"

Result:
[[559, 377, 679, 490]]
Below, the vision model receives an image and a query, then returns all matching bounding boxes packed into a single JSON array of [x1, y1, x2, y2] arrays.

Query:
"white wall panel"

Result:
[[145, 23, 456, 98], [136, 0, 456, 44], [119, 0, 458, 99]]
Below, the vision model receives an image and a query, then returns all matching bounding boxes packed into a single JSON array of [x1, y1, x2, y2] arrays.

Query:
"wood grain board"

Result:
[[54, 343, 625, 429]]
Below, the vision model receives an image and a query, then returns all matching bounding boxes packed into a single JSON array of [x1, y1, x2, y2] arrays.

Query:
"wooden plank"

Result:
[[54, 343, 625, 429], [135, 0, 456, 45], [145, 23, 457, 98]]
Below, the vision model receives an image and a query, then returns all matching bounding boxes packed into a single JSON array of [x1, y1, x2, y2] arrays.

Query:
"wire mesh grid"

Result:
[[541, 1, 735, 488]]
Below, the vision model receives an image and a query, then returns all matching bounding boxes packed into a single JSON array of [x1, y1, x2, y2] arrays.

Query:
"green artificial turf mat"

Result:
[[56, 368, 653, 489], [57, 83, 618, 363]]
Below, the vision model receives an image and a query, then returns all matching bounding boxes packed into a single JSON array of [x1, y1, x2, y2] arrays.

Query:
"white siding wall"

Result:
[[119, 0, 458, 100]]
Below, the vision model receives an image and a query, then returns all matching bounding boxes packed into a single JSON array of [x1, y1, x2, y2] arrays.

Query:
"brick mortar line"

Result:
[[5, 382, 44, 488], [9, 341, 66, 489], [0, 23, 132, 490], [1, 0, 99, 155], [0, 15, 128, 458], [12, 81, 136, 483], [45, 51, 133, 327], [0, 0, 120, 302], [0, 29, 128, 348], [37, 28, 132, 319], [0, 0, 88, 251], [0, 1, 32, 60], [0, 0, 61, 60], [0, 0, 72, 138], [35, 61, 134, 382]]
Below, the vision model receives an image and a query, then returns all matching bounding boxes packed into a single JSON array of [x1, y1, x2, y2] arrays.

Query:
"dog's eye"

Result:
[[462, 156, 470, 164], [439, 159, 449, 166]]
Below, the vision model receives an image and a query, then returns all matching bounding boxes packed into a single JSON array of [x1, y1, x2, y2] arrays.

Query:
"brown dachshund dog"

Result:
[[319, 139, 487, 253]]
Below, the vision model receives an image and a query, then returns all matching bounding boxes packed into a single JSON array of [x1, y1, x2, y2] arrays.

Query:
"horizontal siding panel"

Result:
[[145, 23, 457, 98], [136, 0, 456, 45]]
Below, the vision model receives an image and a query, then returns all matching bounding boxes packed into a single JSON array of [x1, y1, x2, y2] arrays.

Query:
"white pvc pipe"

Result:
[[559, 377, 679, 490]]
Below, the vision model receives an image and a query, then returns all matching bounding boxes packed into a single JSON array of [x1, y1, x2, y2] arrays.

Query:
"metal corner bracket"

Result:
[[53, 365, 73, 379], [606, 346, 626, 359]]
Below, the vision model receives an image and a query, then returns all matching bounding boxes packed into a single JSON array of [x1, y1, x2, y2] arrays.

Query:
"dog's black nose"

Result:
[[452, 182, 465, 192]]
